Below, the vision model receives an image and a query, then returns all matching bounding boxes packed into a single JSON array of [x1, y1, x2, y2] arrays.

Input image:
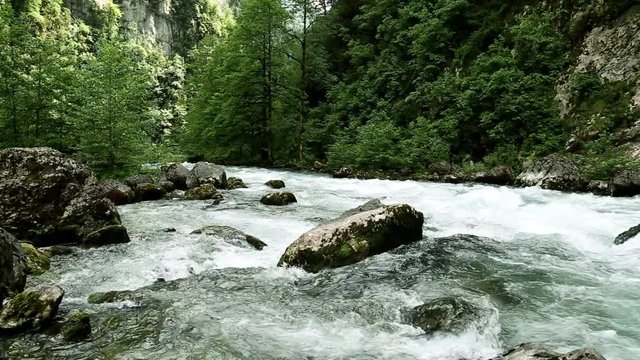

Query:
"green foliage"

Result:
[[577, 137, 640, 180]]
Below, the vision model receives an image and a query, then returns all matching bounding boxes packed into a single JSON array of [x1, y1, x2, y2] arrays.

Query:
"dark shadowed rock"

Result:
[[124, 174, 154, 189], [83, 225, 130, 248], [475, 166, 515, 185], [260, 192, 297, 206], [403, 297, 481, 335], [278, 204, 424, 273], [611, 169, 640, 197], [428, 161, 457, 176], [265, 180, 286, 189], [187, 162, 227, 189], [191, 225, 268, 250], [61, 312, 91, 342], [491, 343, 606, 360], [333, 166, 353, 179], [134, 183, 166, 202], [102, 181, 135, 205], [0, 286, 64, 334], [184, 184, 224, 202], [163, 163, 190, 190], [227, 177, 247, 190], [516, 154, 585, 192], [0, 229, 27, 302], [587, 180, 611, 196], [0, 148, 130, 247], [615, 224, 640, 245], [158, 180, 175, 193]]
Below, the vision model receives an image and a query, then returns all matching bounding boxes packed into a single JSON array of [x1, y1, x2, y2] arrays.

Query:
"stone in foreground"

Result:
[[163, 163, 190, 190], [615, 224, 640, 245], [0, 286, 64, 334], [491, 343, 606, 360], [0, 228, 27, 302], [516, 154, 585, 192], [278, 203, 424, 272], [261, 192, 297, 206]]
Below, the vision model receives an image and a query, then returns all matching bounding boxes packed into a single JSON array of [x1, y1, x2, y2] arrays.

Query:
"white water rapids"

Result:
[[7, 166, 640, 359]]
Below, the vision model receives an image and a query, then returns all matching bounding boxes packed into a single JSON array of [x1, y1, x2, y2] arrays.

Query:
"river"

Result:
[[3, 166, 640, 359]]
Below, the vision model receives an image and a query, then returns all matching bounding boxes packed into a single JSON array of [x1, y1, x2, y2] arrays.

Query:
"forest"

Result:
[[1, 0, 638, 179]]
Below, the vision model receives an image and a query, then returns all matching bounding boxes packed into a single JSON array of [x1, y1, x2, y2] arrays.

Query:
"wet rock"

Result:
[[491, 343, 606, 360], [158, 180, 176, 193], [164, 189, 185, 200], [475, 166, 515, 185], [163, 163, 190, 190], [516, 154, 585, 192], [313, 161, 329, 172], [615, 224, 640, 245], [133, 183, 166, 202], [187, 162, 227, 189], [124, 174, 154, 189], [191, 225, 268, 250], [265, 180, 286, 189], [227, 177, 247, 190], [333, 166, 353, 179], [40, 246, 75, 257], [403, 297, 481, 334], [610, 169, 640, 197], [102, 180, 135, 205], [163, 228, 177, 233], [61, 312, 91, 342], [184, 184, 224, 202], [587, 180, 611, 196], [0, 229, 27, 302], [20, 243, 51, 276], [260, 192, 297, 206], [87, 290, 134, 304], [83, 225, 130, 248], [0, 147, 130, 247], [340, 199, 384, 218], [0, 286, 64, 333], [428, 161, 457, 176], [278, 203, 424, 273]]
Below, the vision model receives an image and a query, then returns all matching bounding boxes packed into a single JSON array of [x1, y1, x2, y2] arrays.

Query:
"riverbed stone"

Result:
[[278, 203, 424, 272], [260, 192, 297, 206], [475, 166, 515, 185], [83, 225, 130, 248], [191, 225, 268, 250], [20, 243, 51, 276], [61, 312, 91, 342], [333, 166, 353, 179], [187, 162, 227, 189], [0, 147, 130, 247], [615, 224, 640, 245], [102, 181, 135, 205], [587, 180, 611, 196], [403, 297, 481, 335], [184, 184, 224, 202], [491, 343, 606, 360], [265, 180, 286, 189], [124, 174, 154, 189], [0, 229, 27, 302], [610, 169, 640, 197], [227, 177, 247, 190], [134, 183, 166, 202], [516, 154, 585, 192], [163, 163, 190, 190], [0, 286, 64, 334]]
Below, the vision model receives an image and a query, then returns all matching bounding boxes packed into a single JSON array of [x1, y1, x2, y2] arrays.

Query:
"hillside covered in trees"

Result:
[[1, 0, 639, 181]]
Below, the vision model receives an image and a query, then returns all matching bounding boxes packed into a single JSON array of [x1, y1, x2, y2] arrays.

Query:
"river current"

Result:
[[3, 166, 640, 359]]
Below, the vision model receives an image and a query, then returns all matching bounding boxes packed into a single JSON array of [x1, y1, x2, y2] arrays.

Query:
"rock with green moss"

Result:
[[265, 180, 286, 189], [184, 184, 224, 202], [82, 225, 130, 248], [134, 183, 167, 202], [20, 243, 51, 276], [191, 225, 267, 250], [0, 228, 27, 302], [61, 312, 91, 342], [0, 286, 64, 334], [403, 297, 481, 335], [278, 203, 424, 272], [227, 177, 247, 190], [260, 192, 297, 206]]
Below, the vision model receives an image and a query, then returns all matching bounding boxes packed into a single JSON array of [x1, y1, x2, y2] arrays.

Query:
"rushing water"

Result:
[[3, 167, 640, 359]]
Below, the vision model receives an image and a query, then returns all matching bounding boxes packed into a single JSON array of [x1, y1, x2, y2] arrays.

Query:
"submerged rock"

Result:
[[227, 177, 247, 190], [278, 203, 424, 272], [475, 166, 515, 185], [191, 225, 268, 250], [163, 163, 190, 190], [260, 192, 297, 206], [403, 297, 481, 335], [134, 183, 166, 202], [615, 224, 640, 245], [491, 343, 606, 360], [516, 154, 585, 192], [187, 162, 227, 189], [0, 229, 27, 302], [102, 181, 135, 205], [610, 169, 640, 197], [61, 312, 91, 342], [0, 286, 64, 334], [87, 290, 135, 304], [184, 184, 224, 202], [0, 147, 130, 247], [265, 180, 286, 189], [20, 243, 51, 276]]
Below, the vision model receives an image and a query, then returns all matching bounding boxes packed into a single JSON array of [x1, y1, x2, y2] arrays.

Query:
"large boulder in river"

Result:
[[615, 224, 640, 245], [474, 166, 515, 185], [278, 203, 424, 272], [163, 163, 190, 190], [516, 154, 585, 192], [610, 169, 640, 197], [0, 148, 130, 247], [187, 162, 227, 189], [491, 343, 606, 360], [191, 225, 268, 250], [102, 181, 135, 205], [184, 184, 224, 202], [0, 286, 64, 334], [261, 192, 297, 206], [265, 180, 286, 189], [133, 183, 166, 202], [0, 229, 27, 302]]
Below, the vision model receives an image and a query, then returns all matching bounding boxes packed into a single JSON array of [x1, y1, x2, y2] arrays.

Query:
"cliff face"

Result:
[[63, 0, 231, 54]]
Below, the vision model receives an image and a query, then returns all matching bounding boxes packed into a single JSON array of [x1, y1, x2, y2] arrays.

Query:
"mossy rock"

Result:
[[61, 312, 91, 342], [227, 177, 248, 190], [184, 184, 224, 201], [265, 180, 286, 189], [20, 243, 51, 276], [133, 183, 166, 202], [260, 192, 297, 206], [0, 286, 64, 333], [87, 290, 134, 304]]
